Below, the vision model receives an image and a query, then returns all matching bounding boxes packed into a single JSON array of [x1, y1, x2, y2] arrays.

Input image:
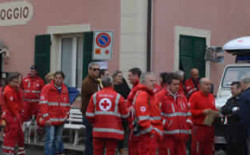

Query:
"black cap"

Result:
[[30, 65, 37, 70]]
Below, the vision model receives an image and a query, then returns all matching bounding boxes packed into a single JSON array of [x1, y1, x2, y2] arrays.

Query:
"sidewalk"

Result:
[[0, 141, 84, 155]]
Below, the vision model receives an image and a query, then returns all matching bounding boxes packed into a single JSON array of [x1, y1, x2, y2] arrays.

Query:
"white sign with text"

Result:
[[0, 1, 33, 26]]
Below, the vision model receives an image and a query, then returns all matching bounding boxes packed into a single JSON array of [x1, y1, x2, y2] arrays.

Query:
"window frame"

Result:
[[57, 34, 83, 88]]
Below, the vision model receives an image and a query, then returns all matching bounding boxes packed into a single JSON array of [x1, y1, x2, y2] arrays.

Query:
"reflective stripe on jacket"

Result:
[[22, 75, 44, 102], [131, 84, 163, 137], [155, 87, 192, 141], [185, 78, 200, 97], [39, 81, 70, 126], [86, 87, 129, 140], [2, 85, 23, 121]]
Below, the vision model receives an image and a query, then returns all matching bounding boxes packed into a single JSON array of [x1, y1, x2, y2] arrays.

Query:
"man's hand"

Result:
[[128, 106, 134, 113], [0, 120, 6, 127], [64, 115, 68, 122], [203, 109, 211, 115], [45, 120, 51, 126]]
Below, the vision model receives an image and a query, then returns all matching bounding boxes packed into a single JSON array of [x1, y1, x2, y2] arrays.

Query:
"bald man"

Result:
[[185, 68, 200, 98], [189, 78, 218, 155]]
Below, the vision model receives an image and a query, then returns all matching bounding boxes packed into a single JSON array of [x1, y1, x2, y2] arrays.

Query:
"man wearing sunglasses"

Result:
[[81, 62, 101, 155]]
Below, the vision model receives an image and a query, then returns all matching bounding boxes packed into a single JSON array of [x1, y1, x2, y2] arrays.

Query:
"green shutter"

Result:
[[34, 34, 51, 79], [82, 32, 94, 79], [179, 35, 206, 79]]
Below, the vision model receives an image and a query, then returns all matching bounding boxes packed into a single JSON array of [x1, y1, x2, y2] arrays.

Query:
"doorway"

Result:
[[179, 35, 206, 79]]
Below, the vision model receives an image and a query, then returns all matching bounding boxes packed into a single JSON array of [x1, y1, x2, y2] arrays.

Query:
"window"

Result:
[[60, 36, 83, 88], [179, 35, 206, 79], [222, 66, 250, 88]]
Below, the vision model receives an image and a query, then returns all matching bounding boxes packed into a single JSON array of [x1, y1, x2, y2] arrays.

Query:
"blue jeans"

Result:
[[82, 116, 93, 155], [45, 125, 64, 155]]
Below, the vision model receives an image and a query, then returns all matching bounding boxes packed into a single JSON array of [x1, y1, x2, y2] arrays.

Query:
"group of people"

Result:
[[0, 66, 71, 155], [1, 62, 250, 155], [81, 62, 220, 155], [221, 78, 250, 155]]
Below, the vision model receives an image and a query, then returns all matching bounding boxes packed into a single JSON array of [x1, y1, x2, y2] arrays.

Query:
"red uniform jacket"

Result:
[[131, 84, 163, 137], [0, 87, 5, 113], [179, 82, 186, 95], [153, 84, 162, 94], [127, 81, 139, 108], [86, 87, 129, 140], [190, 91, 216, 125], [185, 78, 200, 97], [39, 81, 70, 126], [22, 75, 45, 103], [156, 88, 192, 140], [1, 85, 23, 122]]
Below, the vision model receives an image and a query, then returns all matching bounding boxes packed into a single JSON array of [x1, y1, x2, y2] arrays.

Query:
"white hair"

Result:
[[140, 72, 155, 83], [88, 62, 99, 69], [241, 77, 250, 84], [175, 70, 184, 77], [101, 76, 113, 87]]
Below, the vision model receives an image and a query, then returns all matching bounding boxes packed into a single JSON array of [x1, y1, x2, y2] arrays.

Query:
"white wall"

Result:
[[120, 0, 148, 81]]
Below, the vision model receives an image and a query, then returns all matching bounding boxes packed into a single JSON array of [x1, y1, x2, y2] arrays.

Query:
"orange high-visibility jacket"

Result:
[[131, 84, 163, 137], [39, 81, 70, 126], [21, 75, 45, 103], [86, 87, 129, 140], [127, 81, 140, 108], [155, 88, 192, 141], [190, 91, 216, 125], [2, 85, 23, 122], [185, 78, 200, 97]]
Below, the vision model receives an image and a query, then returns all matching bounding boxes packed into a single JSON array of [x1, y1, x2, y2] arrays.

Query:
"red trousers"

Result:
[[23, 101, 38, 121], [191, 125, 214, 155], [2, 114, 25, 155], [93, 138, 118, 155], [159, 136, 187, 155], [129, 134, 158, 155]]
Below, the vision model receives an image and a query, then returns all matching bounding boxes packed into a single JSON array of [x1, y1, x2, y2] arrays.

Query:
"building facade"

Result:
[[1, 0, 250, 92]]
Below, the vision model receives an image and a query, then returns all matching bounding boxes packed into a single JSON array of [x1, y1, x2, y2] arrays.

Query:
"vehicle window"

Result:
[[222, 67, 250, 87]]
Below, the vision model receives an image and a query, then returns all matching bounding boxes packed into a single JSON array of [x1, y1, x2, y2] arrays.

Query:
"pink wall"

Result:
[[0, 0, 120, 75], [153, 0, 250, 92]]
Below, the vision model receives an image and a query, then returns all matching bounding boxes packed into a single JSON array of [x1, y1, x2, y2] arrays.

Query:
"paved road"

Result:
[[0, 145, 226, 155], [0, 145, 84, 155], [0, 146, 44, 155]]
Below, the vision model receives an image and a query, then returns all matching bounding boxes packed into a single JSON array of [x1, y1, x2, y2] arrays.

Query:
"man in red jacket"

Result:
[[127, 67, 141, 108], [38, 71, 70, 155], [86, 76, 129, 155], [22, 65, 45, 121], [156, 73, 192, 155], [127, 68, 142, 154], [185, 68, 200, 98], [130, 72, 163, 155], [1, 72, 25, 155], [190, 78, 218, 155]]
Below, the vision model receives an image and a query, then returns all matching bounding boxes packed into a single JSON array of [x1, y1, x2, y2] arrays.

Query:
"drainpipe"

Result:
[[146, 0, 153, 71]]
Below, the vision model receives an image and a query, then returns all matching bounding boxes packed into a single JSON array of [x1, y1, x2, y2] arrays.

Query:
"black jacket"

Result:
[[221, 95, 247, 143], [113, 78, 131, 99], [240, 88, 250, 130]]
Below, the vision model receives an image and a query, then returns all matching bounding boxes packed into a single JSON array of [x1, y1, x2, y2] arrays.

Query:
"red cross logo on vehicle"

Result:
[[99, 98, 112, 111]]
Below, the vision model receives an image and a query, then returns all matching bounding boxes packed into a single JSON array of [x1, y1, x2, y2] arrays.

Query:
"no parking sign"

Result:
[[93, 31, 113, 60]]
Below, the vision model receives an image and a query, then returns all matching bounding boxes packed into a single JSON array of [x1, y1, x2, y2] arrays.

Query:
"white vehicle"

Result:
[[215, 36, 250, 147]]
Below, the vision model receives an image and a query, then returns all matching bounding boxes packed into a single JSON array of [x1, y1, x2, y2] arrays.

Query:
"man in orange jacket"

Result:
[[190, 78, 219, 155], [38, 71, 70, 155], [127, 67, 141, 108], [86, 76, 129, 155], [1, 72, 25, 155], [22, 65, 44, 121], [130, 72, 163, 155], [185, 68, 200, 98], [156, 73, 192, 155]]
